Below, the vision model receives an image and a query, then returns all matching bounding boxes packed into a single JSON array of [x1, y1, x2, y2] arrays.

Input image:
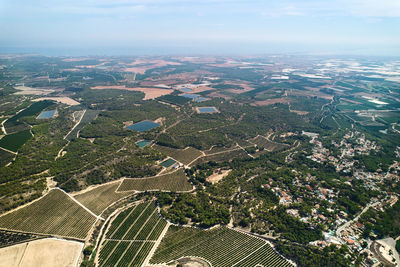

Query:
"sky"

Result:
[[0, 0, 399, 56]]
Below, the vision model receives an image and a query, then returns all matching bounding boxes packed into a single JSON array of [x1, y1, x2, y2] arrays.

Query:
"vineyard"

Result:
[[98, 201, 168, 267], [150, 226, 292, 267], [0, 229, 41, 248], [74, 181, 132, 215], [251, 135, 288, 152], [193, 148, 250, 165], [0, 189, 96, 239], [65, 109, 100, 141], [153, 145, 203, 165], [0, 129, 32, 152], [117, 169, 192, 192]]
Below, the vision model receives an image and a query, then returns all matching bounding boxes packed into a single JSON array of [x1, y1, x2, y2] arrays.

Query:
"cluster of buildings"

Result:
[[307, 131, 380, 173]]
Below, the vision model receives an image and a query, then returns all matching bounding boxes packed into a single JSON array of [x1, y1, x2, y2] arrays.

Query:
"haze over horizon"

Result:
[[1, 0, 399, 56]]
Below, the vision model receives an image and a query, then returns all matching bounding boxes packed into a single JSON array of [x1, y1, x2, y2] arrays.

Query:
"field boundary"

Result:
[[56, 188, 104, 221]]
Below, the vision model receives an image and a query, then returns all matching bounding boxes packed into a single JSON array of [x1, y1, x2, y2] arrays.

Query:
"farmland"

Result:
[[250, 135, 289, 152], [73, 181, 133, 215], [98, 201, 168, 267], [153, 144, 203, 165], [0, 189, 97, 239], [0, 129, 32, 152], [5, 100, 54, 133], [0, 238, 83, 267], [0, 229, 41, 248], [150, 226, 292, 267], [117, 169, 193, 192], [0, 149, 14, 167], [193, 148, 250, 165], [65, 109, 100, 141]]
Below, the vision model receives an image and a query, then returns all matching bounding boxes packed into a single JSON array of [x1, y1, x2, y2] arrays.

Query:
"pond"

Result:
[[136, 140, 151, 148], [181, 94, 200, 99], [37, 110, 56, 119], [160, 158, 177, 168], [193, 97, 207, 102], [197, 107, 218, 113], [126, 120, 160, 132]]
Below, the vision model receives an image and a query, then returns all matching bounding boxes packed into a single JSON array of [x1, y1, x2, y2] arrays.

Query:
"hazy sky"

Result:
[[1, 0, 399, 55]]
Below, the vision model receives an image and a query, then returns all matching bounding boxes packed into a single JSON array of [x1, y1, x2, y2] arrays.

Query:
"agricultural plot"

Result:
[[251, 135, 289, 152], [0, 238, 83, 267], [193, 148, 250, 165], [150, 226, 292, 267], [4, 100, 54, 133], [0, 129, 32, 152], [153, 144, 203, 165], [0, 189, 96, 239], [74, 182, 133, 215], [0, 229, 41, 248], [98, 201, 168, 267], [65, 109, 99, 141], [117, 169, 192, 192], [0, 149, 14, 167]]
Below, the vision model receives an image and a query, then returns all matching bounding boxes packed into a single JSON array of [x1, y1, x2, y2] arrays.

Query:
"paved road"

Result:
[[336, 202, 379, 236]]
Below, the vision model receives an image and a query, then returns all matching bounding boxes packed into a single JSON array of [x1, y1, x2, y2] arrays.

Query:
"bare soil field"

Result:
[[0, 238, 83, 267], [207, 91, 232, 100], [206, 169, 231, 184], [62, 57, 90, 62], [123, 59, 182, 74], [173, 56, 217, 64], [91, 85, 173, 100], [14, 85, 55, 95], [251, 97, 290, 106], [226, 81, 255, 94], [33, 97, 80, 106]]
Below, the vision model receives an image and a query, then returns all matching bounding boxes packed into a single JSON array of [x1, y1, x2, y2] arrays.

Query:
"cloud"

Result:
[[349, 0, 400, 17]]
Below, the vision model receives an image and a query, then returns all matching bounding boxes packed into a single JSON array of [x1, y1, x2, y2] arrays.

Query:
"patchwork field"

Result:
[[117, 169, 193, 192], [5, 100, 54, 133], [0, 238, 83, 267], [150, 226, 292, 267], [73, 181, 133, 215], [153, 144, 203, 165], [0, 189, 97, 239], [98, 201, 168, 267]]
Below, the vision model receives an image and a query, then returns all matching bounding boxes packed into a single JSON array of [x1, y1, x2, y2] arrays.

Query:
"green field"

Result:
[[74, 182, 133, 215], [150, 226, 291, 267], [0, 129, 32, 152], [117, 169, 193, 192], [98, 201, 168, 267], [5, 101, 54, 133], [0, 189, 96, 239], [153, 145, 203, 165]]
